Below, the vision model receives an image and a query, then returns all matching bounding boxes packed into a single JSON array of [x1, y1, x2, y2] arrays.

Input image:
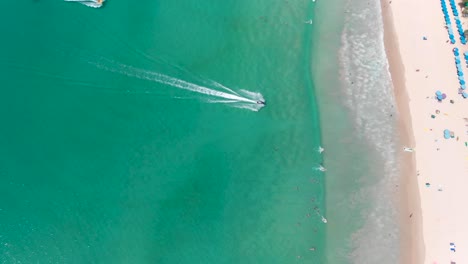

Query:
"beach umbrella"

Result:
[[462, 85, 467, 90], [444, 129, 451, 139], [458, 71, 464, 76], [442, 93, 447, 99], [451, 39, 456, 44], [460, 79, 466, 85], [453, 47, 459, 52], [463, 92, 468, 98], [455, 51, 460, 56], [436, 90, 442, 95]]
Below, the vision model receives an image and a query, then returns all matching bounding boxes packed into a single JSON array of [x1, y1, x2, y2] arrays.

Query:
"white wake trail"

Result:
[[91, 58, 264, 111]]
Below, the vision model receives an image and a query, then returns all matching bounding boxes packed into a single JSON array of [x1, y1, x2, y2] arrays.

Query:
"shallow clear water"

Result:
[[312, 0, 400, 262]]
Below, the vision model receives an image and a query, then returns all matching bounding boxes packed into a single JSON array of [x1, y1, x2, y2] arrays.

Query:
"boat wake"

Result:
[[64, 0, 105, 8], [91, 58, 265, 111]]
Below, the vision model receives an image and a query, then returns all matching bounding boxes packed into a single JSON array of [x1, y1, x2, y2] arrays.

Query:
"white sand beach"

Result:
[[381, 0, 468, 262]]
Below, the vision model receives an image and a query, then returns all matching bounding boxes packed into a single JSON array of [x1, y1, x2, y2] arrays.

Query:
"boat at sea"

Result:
[[64, 0, 105, 8]]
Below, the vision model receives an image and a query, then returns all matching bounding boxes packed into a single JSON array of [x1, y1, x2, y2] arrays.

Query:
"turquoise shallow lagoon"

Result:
[[0, 1, 331, 263]]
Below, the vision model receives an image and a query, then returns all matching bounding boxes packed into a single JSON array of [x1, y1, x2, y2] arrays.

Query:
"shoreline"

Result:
[[380, 1, 425, 263]]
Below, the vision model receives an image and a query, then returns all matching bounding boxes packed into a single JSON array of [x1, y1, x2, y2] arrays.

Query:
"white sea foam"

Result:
[[315, 165, 326, 172], [339, 0, 400, 262], [318, 146, 325, 153]]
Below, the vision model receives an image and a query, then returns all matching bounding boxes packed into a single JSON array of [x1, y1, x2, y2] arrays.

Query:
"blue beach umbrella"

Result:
[[455, 51, 460, 56], [451, 39, 456, 44], [460, 79, 466, 85], [444, 129, 451, 139], [454, 47, 459, 52], [463, 92, 468, 98], [456, 58, 461, 64], [458, 71, 464, 76], [436, 90, 442, 96], [462, 84, 467, 89]]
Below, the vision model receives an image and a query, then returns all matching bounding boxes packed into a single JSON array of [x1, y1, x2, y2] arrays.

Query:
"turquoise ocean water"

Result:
[[1, 0, 402, 263], [0, 1, 334, 263]]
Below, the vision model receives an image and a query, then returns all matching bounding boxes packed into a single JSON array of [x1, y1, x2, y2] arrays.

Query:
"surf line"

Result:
[[92, 58, 266, 111]]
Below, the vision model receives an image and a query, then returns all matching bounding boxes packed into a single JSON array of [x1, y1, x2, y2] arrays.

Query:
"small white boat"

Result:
[[64, 0, 105, 8]]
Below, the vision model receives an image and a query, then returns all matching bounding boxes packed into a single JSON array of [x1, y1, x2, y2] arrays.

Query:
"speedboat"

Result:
[[256, 100, 266, 105]]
